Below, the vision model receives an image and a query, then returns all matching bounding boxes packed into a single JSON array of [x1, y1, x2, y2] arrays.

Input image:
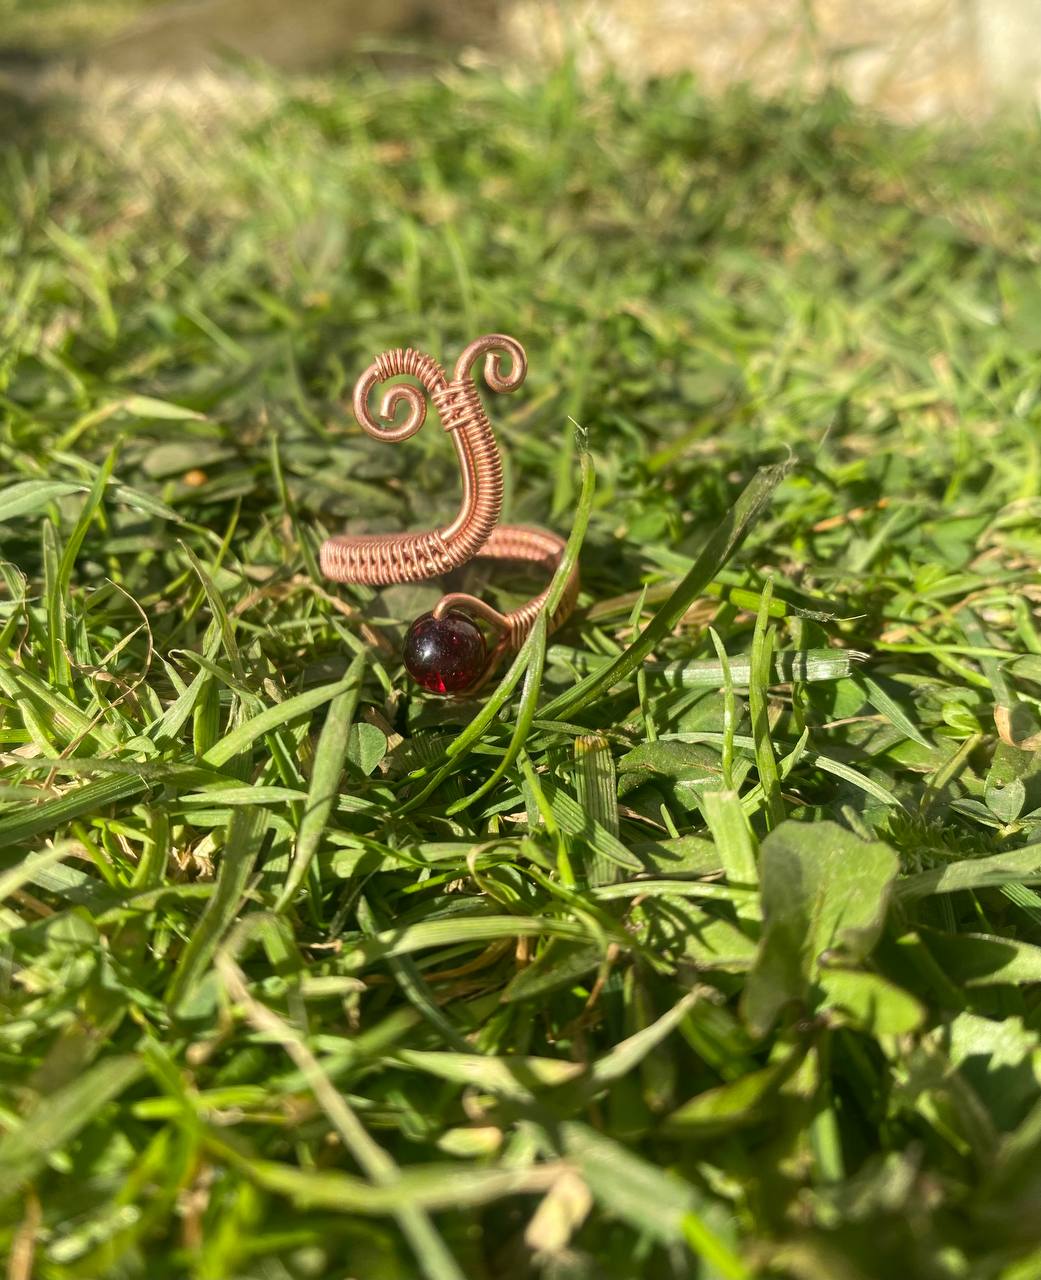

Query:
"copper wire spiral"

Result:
[[319, 334, 579, 686]]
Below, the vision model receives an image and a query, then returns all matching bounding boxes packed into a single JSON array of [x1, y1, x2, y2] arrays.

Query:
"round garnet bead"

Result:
[[403, 611, 486, 695]]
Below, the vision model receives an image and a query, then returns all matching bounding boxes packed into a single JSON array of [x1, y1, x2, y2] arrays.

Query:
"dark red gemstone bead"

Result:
[[403, 611, 486, 695]]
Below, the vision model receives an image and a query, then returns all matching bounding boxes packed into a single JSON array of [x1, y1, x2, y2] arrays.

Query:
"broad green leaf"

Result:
[[619, 740, 729, 786], [948, 1012, 1040, 1072], [922, 929, 1041, 987], [743, 820, 899, 1036], [640, 899, 757, 971], [619, 738, 741, 817], [985, 744, 1041, 824], [347, 720, 387, 777], [631, 834, 720, 875], [817, 968, 925, 1036], [946, 1012, 1041, 1130]]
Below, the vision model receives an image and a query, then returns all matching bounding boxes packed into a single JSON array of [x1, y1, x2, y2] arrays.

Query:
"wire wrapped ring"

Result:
[[319, 334, 579, 694]]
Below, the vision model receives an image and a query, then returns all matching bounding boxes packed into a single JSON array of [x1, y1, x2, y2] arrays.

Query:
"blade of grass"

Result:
[[550, 646, 866, 686], [541, 460, 790, 721], [42, 519, 73, 697], [277, 650, 365, 910], [858, 673, 931, 748], [339, 915, 591, 972], [0, 1056, 145, 1197], [709, 626, 738, 788], [543, 778, 643, 874], [202, 674, 360, 770], [357, 894, 473, 1053], [217, 948, 467, 1280], [58, 445, 118, 598], [574, 733, 621, 886], [182, 542, 244, 680], [0, 774, 151, 851], [0, 479, 84, 521], [749, 580, 785, 830], [702, 789, 759, 890], [165, 805, 269, 1010], [560, 1122, 750, 1277], [658, 733, 902, 809], [446, 611, 548, 815], [0, 841, 83, 905]]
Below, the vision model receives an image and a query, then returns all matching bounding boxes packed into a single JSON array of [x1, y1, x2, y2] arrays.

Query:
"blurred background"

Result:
[[1, 0, 1040, 122], [4, 5, 1041, 1279]]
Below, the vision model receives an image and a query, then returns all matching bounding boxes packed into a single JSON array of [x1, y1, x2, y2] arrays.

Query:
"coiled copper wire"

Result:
[[319, 334, 579, 687]]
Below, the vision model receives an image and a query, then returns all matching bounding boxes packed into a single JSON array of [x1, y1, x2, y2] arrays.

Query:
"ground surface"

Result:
[[1, 64, 1041, 1280]]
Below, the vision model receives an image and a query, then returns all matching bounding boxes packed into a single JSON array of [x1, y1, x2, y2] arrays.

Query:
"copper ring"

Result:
[[319, 334, 579, 692]]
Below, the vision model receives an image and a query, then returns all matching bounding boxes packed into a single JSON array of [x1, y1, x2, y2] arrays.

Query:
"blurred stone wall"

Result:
[[505, 0, 1041, 121], [50, 0, 1041, 120], [88, 0, 499, 73], [504, 0, 1039, 122]]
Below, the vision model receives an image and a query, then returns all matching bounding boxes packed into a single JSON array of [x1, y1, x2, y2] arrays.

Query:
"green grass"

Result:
[[1, 60, 1041, 1280], [0, 0, 163, 55]]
